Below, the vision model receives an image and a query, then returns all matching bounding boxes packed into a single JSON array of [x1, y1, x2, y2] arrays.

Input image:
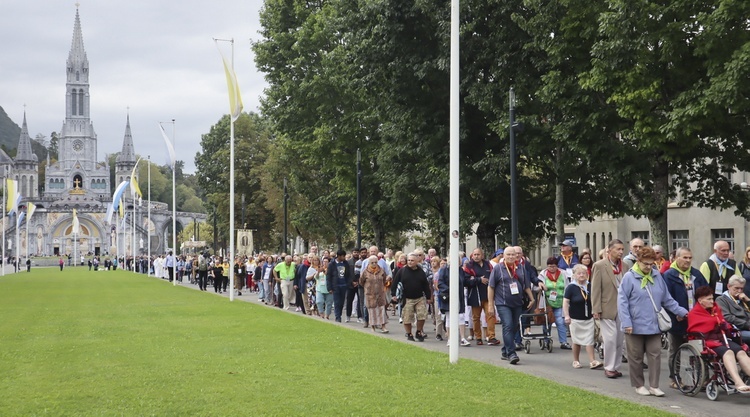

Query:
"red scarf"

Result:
[[545, 269, 561, 282], [610, 259, 622, 275], [396, 262, 405, 269], [505, 262, 518, 279]]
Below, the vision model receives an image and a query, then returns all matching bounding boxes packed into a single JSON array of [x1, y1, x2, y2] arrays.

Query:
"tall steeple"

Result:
[[16, 111, 38, 163], [67, 6, 89, 88], [115, 113, 137, 185], [14, 110, 39, 198]]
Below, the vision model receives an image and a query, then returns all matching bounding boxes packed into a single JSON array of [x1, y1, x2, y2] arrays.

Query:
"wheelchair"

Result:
[[671, 331, 749, 401]]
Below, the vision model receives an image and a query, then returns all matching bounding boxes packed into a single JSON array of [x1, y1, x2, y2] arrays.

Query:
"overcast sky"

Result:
[[0, 1, 267, 173]]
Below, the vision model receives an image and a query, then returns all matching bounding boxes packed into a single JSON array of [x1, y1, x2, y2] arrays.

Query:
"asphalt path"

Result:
[[168, 277, 747, 416]]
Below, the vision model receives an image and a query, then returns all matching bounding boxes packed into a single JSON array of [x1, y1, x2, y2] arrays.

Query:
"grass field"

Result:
[[0, 268, 670, 416]]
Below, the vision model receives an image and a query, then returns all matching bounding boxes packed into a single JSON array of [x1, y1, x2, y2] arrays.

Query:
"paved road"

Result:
[[168, 278, 747, 416]]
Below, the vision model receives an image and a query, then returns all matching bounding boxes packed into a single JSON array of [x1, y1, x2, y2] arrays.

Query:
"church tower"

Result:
[[14, 111, 39, 198], [45, 6, 110, 198], [115, 113, 137, 185]]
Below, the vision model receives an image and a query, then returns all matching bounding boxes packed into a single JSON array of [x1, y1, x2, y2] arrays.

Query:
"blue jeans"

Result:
[[334, 286, 348, 320], [317, 292, 334, 317], [496, 305, 523, 357], [548, 307, 567, 345]]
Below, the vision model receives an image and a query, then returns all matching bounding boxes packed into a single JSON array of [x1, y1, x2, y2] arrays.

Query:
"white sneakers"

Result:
[[635, 386, 665, 397], [648, 387, 665, 397]]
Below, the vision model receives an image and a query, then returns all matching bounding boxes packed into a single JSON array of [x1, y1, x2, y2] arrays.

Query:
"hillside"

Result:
[[0, 106, 20, 152]]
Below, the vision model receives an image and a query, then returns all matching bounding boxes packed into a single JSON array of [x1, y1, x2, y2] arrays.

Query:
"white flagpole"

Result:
[[25, 214, 29, 267], [2, 176, 5, 277], [171, 120, 177, 287], [229, 39, 236, 302], [148, 155, 151, 276], [15, 212, 20, 274], [448, 0, 460, 364]]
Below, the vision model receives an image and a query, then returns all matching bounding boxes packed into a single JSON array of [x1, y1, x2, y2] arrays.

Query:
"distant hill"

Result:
[[0, 106, 21, 153]]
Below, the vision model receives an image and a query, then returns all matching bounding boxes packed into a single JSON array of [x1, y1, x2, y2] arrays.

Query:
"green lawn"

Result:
[[0, 268, 669, 416]]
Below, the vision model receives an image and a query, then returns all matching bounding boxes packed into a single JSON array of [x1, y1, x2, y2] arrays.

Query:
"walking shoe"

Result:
[[643, 363, 649, 370], [363, 322, 369, 328], [560, 343, 572, 350], [501, 354, 509, 361], [406, 333, 415, 341], [399, 318, 403, 324], [476, 339, 484, 346], [515, 343, 524, 351], [345, 317, 351, 323], [622, 355, 628, 363], [487, 338, 501, 346], [415, 331, 425, 342], [509, 355, 520, 365], [635, 386, 651, 396], [648, 387, 665, 397], [604, 370, 618, 378], [460, 339, 471, 346], [335, 318, 341, 323], [436, 334, 443, 341], [357, 318, 363, 323]]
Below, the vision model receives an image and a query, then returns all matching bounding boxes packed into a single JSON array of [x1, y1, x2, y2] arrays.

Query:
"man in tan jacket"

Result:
[[591, 239, 626, 378]]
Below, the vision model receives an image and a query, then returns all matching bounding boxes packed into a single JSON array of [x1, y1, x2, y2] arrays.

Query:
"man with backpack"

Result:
[[197, 253, 209, 291]]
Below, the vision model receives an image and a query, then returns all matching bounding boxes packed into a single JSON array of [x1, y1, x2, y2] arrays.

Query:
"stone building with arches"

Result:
[[2, 8, 206, 258]]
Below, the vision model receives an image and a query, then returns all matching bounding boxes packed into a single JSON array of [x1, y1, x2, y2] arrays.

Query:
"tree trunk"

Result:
[[475, 222, 497, 255], [554, 146, 565, 246], [648, 160, 670, 247]]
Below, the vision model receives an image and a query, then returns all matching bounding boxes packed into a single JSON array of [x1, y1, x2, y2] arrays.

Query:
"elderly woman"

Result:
[[619, 246, 688, 397], [716, 275, 750, 341], [541, 257, 571, 350], [689, 285, 750, 393], [360, 255, 389, 333], [564, 264, 602, 369]]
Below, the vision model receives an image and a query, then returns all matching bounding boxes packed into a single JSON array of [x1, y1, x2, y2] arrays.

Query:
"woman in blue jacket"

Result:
[[618, 246, 688, 398]]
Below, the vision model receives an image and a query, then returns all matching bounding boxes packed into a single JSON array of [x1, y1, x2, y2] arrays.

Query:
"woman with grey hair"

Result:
[[716, 275, 750, 341], [563, 264, 602, 369]]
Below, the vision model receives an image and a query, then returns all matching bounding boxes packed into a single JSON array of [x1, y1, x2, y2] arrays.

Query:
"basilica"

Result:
[[2, 8, 204, 258]]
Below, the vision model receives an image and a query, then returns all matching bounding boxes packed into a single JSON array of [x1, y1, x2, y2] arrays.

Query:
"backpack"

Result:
[[198, 257, 208, 271]]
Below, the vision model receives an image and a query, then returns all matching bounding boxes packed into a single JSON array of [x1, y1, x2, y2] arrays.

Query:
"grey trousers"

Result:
[[625, 333, 662, 388]]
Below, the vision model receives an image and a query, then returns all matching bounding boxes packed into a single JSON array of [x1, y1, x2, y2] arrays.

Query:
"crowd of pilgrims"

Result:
[[106, 239, 750, 397]]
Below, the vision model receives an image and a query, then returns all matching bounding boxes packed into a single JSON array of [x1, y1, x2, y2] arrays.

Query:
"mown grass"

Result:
[[0, 268, 669, 416]]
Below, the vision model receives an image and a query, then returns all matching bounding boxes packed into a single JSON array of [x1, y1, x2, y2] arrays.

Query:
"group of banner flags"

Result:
[[5, 179, 35, 228]]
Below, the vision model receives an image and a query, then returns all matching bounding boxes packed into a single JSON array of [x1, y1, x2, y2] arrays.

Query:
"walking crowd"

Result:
[[118, 237, 750, 399]]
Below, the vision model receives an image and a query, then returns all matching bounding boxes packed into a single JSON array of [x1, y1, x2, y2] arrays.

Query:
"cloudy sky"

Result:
[[0, 1, 267, 173]]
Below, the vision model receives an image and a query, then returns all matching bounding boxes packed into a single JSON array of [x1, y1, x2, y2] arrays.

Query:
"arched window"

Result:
[[29, 177, 35, 197], [78, 90, 84, 116], [76, 71, 80, 81], [20, 176, 27, 197], [71, 90, 77, 115]]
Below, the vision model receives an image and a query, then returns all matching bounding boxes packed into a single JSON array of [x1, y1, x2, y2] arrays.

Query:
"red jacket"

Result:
[[687, 303, 726, 349]]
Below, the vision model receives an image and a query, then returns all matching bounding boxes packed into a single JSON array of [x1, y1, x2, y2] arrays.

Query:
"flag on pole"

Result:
[[17, 211, 25, 228], [5, 179, 17, 215], [72, 208, 80, 234], [130, 164, 142, 199], [158, 124, 176, 169], [26, 202, 36, 223], [107, 181, 130, 224], [215, 40, 243, 122]]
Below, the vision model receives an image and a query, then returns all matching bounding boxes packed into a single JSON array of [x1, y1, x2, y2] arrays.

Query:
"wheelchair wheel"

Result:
[[661, 333, 670, 351], [547, 339, 553, 353], [597, 343, 604, 360], [706, 381, 719, 401], [672, 343, 707, 397]]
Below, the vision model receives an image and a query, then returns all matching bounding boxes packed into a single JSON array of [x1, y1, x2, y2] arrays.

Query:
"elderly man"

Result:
[[557, 239, 579, 273], [716, 275, 750, 341], [463, 248, 498, 346], [653, 245, 668, 273], [592, 239, 626, 378], [663, 247, 708, 386], [622, 238, 644, 270], [700, 240, 736, 299], [274, 255, 297, 310], [391, 253, 432, 342], [488, 246, 535, 364]]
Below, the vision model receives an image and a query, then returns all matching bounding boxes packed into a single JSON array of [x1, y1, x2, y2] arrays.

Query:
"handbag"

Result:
[[645, 285, 672, 332]]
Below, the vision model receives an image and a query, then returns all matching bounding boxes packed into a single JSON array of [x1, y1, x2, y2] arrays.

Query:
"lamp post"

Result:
[[283, 178, 288, 254], [509, 87, 519, 246], [241, 193, 246, 230], [356, 148, 362, 249]]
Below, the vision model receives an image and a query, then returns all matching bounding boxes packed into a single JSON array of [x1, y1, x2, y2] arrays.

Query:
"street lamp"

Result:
[[283, 178, 289, 254], [356, 148, 362, 249], [508, 87, 524, 246]]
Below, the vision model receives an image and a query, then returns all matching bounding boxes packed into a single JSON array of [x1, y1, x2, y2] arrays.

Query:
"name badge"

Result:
[[510, 282, 520, 295], [715, 282, 723, 295], [549, 291, 557, 302]]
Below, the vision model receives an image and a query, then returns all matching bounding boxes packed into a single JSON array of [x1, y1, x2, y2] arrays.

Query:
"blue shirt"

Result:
[[489, 263, 530, 308]]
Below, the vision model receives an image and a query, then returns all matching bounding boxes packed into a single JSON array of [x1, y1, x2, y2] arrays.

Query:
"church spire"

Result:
[[116, 112, 136, 165], [67, 6, 88, 80], [16, 110, 38, 163]]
